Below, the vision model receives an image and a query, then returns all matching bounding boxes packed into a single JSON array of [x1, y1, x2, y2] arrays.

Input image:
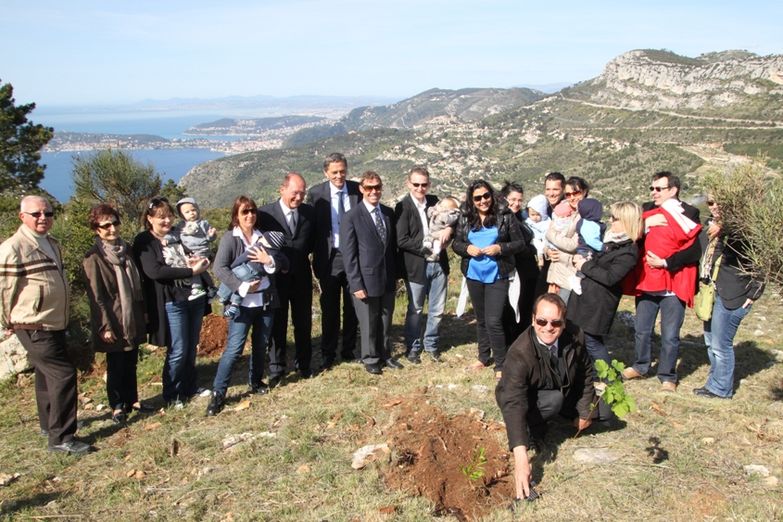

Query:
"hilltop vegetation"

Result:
[[182, 48, 783, 208]]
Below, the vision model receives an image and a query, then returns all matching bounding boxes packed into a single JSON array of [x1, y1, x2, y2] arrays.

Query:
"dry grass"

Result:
[[1, 291, 782, 521]]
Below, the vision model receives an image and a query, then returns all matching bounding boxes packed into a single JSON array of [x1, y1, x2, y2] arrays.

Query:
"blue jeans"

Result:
[[702, 295, 751, 398], [404, 262, 447, 354], [633, 294, 685, 383], [164, 297, 206, 403], [584, 332, 610, 367], [212, 305, 274, 396]]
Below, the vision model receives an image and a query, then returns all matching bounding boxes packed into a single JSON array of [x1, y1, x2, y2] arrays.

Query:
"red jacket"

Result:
[[634, 206, 701, 306]]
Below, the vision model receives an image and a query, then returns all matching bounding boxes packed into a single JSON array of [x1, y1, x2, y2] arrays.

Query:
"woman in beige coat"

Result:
[[83, 204, 147, 424]]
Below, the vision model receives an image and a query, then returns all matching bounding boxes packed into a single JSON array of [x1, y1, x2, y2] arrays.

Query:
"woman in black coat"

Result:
[[566, 201, 643, 366], [453, 179, 526, 378]]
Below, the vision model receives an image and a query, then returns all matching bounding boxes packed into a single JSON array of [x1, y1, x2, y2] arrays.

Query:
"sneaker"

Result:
[[427, 351, 442, 363], [223, 305, 240, 318], [660, 381, 678, 393], [406, 352, 422, 364], [693, 387, 730, 399], [49, 439, 93, 456], [188, 288, 207, 301]]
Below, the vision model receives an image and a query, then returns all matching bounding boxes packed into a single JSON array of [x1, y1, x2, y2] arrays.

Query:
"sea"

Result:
[[37, 111, 231, 203]]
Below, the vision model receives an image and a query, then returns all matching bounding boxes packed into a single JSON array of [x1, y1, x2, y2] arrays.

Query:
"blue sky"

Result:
[[3, 0, 781, 106]]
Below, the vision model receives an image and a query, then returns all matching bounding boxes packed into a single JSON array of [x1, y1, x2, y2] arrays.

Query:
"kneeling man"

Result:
[[495, 293, 595, 500]]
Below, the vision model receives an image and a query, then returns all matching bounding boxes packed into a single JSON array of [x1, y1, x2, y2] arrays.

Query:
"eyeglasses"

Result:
[[240, 208, 257, 215], [472, 192, 491, 202], [411, 182, 429, 188], [148, 196, 169, 209], [564, 190, 583, 199], [649, 186, 670, 193], [23, 211, 54, 218], [608, 215, 619, 223], [97, 221, 120, 229], [706, 200, 717, 206], [534, 317, 564, 328], [362, 184, 382, 192]]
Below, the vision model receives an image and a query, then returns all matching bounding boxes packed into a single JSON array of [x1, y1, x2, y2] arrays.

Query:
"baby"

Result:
[[525, 194, 550, 268], [216, 230, 286, 319], [548, 200, 574, 250], [423, 196, 460, 262], [569, 198, 605, 295], [164, 197, 217, 300]]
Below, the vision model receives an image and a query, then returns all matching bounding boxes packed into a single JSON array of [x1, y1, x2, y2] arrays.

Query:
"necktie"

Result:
[[288, 210, 297, 234], [338, 191, 346, 217], [374, 207, 386, 244]]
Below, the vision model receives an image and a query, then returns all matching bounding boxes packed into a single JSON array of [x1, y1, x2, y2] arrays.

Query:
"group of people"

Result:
[[0, 156, 764, 511]]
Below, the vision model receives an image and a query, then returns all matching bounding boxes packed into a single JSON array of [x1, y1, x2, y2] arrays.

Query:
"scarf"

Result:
[[603, 230, 630, 246], [97, 237, 143, 346]]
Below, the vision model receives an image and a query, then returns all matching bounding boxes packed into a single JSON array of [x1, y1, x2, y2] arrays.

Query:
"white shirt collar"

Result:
[[232, 226, 261, 247], [535, 335, 559, 351], [362, 200, 378, 213], [278, 198, 295, 215], [329, 183, 345, 197], [411, 194, 427, 210]]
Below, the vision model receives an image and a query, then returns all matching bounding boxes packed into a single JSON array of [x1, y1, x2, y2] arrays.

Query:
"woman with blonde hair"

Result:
[[566, 201, 643, 366]]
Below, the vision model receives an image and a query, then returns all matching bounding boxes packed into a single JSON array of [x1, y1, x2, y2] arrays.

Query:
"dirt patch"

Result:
[[382, 396, 514, 521], [198, 314, 228, 357]]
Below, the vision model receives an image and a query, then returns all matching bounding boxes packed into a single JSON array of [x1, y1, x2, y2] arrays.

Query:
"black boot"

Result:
[[206, 392, 225, 417]]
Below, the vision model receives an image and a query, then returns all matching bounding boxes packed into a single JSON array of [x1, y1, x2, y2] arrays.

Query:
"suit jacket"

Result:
[[495, 322, 594, 450], [340, 202, 397, 297], [257, 200, 315, 277], [394, 194, 450, 284], [306, 180, 362, 280]]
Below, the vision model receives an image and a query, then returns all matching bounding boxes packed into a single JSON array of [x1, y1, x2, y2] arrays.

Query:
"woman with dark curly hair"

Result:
[[83, 203, 148, 423], [453, 180, 526, 379]]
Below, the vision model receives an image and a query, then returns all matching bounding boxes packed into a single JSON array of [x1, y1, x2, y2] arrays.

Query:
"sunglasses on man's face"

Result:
[[24, 211, 54, 218], [534, 317, 564, 328], [362, 184, 382, 192], [411, 182, 429, 188], [649, 186, 670, 193], [472, 192, 491, 202]]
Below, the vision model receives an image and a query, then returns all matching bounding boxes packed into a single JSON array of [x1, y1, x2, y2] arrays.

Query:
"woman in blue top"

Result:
[[453, 180, 526, 379]]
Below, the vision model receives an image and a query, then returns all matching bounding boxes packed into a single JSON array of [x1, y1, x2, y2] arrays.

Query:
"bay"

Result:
[[41, 148, 225, 203]]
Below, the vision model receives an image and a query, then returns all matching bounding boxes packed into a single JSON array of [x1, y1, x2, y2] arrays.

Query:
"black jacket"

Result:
[[452, 209, 526, 279], [705, 228, 765, 310], [495, 322, 595, 449], [394, 194, 450, 284], [306, 180, 362, 280], [257, 200, 315, 277], [340, 202, 397, 297], [567, 239, 639, 336]]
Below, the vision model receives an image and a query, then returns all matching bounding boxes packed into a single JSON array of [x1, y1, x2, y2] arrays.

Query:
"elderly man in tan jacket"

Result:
[[0, 195, 92, 455]]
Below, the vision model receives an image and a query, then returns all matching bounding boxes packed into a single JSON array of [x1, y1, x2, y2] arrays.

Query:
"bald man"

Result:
[[0, 196, 91, 455]]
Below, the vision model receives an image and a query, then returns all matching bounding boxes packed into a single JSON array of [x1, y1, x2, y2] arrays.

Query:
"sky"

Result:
[[2, 0, 781, 107]]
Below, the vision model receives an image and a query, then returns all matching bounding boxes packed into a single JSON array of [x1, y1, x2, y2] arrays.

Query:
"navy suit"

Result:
[[257, 201, 315, 377], [340, 201, 397, 366], [306, 180, 362, 364]]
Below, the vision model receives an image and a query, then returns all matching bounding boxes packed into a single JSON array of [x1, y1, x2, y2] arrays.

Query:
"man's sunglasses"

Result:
[[649, 186, 670, 192], [23, 211, 54, 218], [535, 317, 564, 328], [411, 182, 429, 188]]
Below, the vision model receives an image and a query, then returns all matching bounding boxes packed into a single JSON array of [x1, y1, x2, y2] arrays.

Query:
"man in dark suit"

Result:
[[306, 153, 361, 369], [340, 171, 400, 375], [258, 172, 315, 383], [394, 166, 451, 364]]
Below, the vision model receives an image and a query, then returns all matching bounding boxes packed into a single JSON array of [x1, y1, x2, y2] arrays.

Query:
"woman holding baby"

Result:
[[206, 196, 289, 416], [134, 197, 212, 408]]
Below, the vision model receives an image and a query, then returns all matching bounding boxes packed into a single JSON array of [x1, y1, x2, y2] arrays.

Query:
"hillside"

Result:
[[182, 49, 783, 208], [284, 87, 543, 147]]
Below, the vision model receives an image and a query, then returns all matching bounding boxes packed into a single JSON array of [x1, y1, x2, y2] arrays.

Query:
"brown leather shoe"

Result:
[[621, 367, 642, 380], [661, 381, 678, 393]]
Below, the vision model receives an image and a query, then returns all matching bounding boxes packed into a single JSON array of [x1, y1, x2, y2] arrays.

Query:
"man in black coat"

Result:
[[306, 153, 361, 369], [340, 171, 399, 375], [496, 293, 595, 501], [258, 172, 315, 382], [394, 166, 451, 363]]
